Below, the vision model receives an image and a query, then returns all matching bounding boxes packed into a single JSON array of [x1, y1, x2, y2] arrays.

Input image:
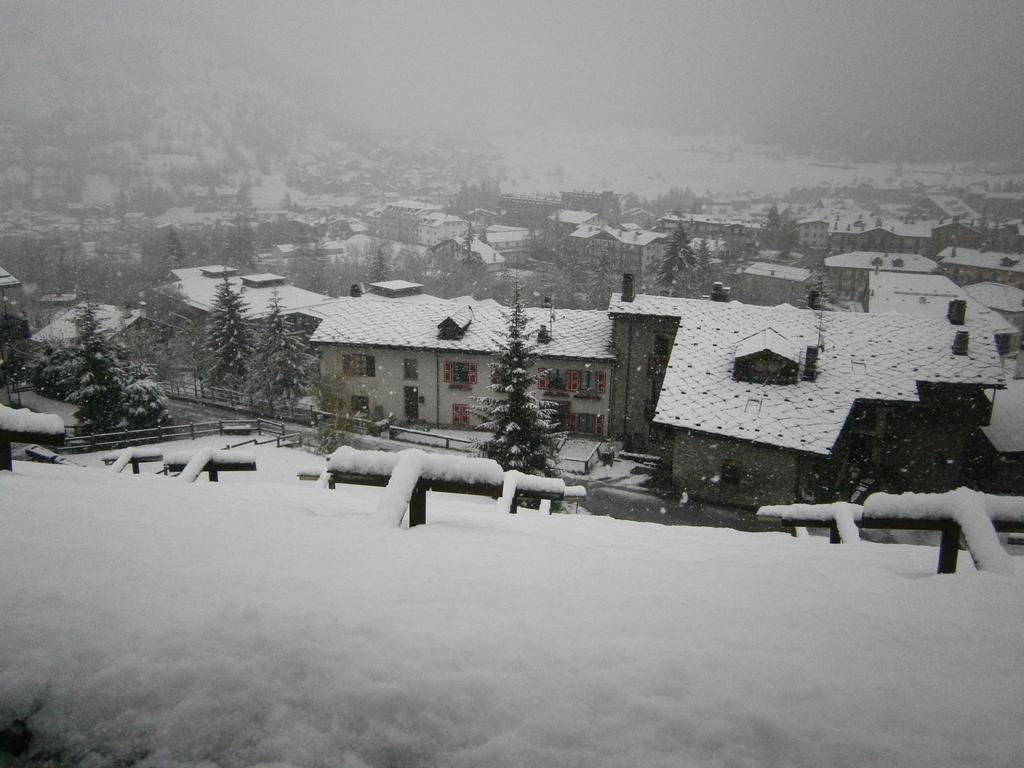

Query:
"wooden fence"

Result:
[[60, 418, 291, 454]]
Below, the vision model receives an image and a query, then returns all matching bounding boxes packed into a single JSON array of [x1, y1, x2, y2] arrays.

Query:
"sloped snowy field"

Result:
[[2, 459, 1022, 768]]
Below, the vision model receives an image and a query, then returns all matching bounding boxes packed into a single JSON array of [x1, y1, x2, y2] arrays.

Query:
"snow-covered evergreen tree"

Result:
[[587, 247, 616, 308], [475, 277, 558, 476], [204, 277, 253, 388], [30, 343, 77, 400], [122, 363, 171, 430], [69, 302, 126, 434], [658, 222, 696, 297], [248, 292, 316, 410], [369, 245, 390, 283]]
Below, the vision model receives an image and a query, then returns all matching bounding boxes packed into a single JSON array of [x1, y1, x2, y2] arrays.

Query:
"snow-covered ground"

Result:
[[2, 456, 1022, 767], [490, 126, 1024, 199]]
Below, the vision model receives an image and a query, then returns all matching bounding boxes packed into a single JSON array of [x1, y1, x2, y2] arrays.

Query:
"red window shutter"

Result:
[[568, 369, 579, 393], [595, 415, 605, 435], [469, 362, 478, 384], [443, 360, 453, 383], [596, 371, 607, 394], [538, 368, 548, 389], [567, 413, 577, 432]]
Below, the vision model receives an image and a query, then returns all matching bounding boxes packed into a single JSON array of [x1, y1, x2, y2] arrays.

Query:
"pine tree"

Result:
[[204, 277, 253, 388], [369, 245, 390, 283], [475, 277, 558, 476], [658, 222, 696, 296], [69, 302, 126, 434], [122, 363, 170, 430], [587, 247, 616, 308], [247, 292, 315, 411], [164, 228, 186, 265]]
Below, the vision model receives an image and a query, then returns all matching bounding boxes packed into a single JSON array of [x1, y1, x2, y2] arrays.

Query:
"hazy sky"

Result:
[[4, 0, 1024, 150]]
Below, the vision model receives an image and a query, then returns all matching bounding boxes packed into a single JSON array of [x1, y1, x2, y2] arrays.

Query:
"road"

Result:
[[582, 481, 777, 533]]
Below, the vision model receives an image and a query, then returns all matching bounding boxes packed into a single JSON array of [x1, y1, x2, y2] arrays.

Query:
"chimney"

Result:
[[537, 324, 551, 343], [947, 299, 967, 326], [621, 273, 635, 302], [710, 282, 731, 302], [952, 330, 969, 356], [802, 345, 819, 381], [350, 283, 363, 298]]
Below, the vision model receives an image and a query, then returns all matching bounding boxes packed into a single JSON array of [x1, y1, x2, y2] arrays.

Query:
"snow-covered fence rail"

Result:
[[60, 419, 290, 454], [164, 449, 257, 482], [0, 404, 65, 471], [387, 425, 476, 451], [323, 446, 586, 528], [757, 502, 863, 544], [102, 446, 164, 474], [758, 489, 1024, 574]]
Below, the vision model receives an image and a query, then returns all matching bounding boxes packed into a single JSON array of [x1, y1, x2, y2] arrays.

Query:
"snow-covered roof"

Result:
[[982, 378, 1024, 453], [649, 298, 1005, 455], [825, 251, 938, 273], [311, 298, 614, 361], [734, 328, 800, 362], [0, 265, 20, 289], [569, 225, 665, 246], [419, 212, 465, 227], [919, 195, 979, 221], [31, 303, 142, 342], [962, 282, 1024, 314], [743, 263, 812, 282], [938, 247, 1024, 274], [867, 272, 1017, 336], [553, 209, 599, 226], [370, 279, 422, 292], [167, 267, 334, 319]]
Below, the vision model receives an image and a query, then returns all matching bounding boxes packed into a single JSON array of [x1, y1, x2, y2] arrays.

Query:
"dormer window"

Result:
[[732, 328, 800, 385], [437, 306, 474, 340]]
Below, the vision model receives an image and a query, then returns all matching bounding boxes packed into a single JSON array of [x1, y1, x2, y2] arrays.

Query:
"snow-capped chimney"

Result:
[[952, 330, 969, 356], [947, 299, 967, 326], [621, 273, 635, 302], [802, 345, 819, 381], [537, 324, 551, 344], [710, 282, 731, 302], [350, 283, 363, 298]]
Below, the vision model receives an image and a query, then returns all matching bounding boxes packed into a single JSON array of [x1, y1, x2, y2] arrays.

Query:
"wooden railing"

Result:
[[59, 418, 290, 454]]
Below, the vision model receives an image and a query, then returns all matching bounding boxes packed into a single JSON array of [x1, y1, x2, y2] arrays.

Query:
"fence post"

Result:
[[219, 420, 224, 436], [190, 423, 195, 440], [257, 419, 262, 436]]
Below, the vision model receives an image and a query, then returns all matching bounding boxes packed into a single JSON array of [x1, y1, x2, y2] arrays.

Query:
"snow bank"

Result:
[[865, 488, 1015, 574], [2, 464, 1022, 767], [0, 404, 64, 436], [758, 502, 863, 543]]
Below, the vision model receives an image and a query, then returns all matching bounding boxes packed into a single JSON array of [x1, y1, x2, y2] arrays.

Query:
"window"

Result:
[[572, 413, 606, 435], [350, 395, 369, 414], [403, 358, 418, 380], [342, 353, 375, 377], [452, 403, 469, 425], [443, 360, 477, 386], [573, 369, 607, 395], [539, 367, 566, 390]]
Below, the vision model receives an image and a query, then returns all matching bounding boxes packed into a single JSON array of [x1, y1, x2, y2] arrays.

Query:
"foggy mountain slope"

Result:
[[0, 3, 369, 188]]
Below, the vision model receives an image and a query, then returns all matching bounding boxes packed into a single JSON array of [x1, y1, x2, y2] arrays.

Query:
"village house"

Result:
[[823, 251, 939, 302], [865, 272, 1019, 358], [938, 247, 1024, 290], [483, 225, 531, 267], [416, 212, 469, 247], [160, 265, 335, 338], [736, 262, 814, 307], [380, 199, 444, 243], [796, 217, 829, 250], [962, 282, 1024, 332], [568, 225, 667, 292], [310, 298, 615, 435], [649, 300, 1002, 508], [498, 194, 561, 229]]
